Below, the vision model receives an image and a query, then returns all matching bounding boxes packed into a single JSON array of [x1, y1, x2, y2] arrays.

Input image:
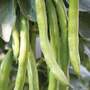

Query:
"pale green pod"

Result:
[[35, 0, 69, 86], [12, 25, 19, 59], [46, 0, 61, 90], [14, 16, 28, 90], [68, 0, 80, 75], [0, 49, 13, 90]]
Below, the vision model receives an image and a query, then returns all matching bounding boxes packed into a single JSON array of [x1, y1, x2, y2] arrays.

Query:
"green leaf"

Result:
[[79, 0, 90, 12], [0, 0, 16, 42], [18, 0, 36, 22], [79, 12, 90, 41], [79, 12, 90, 61], [66, 0, 90, 11]]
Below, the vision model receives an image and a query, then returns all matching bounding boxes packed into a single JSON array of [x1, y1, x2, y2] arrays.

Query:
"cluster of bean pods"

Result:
[[35, 0, 80, 89], [0, 0, 80, 90]]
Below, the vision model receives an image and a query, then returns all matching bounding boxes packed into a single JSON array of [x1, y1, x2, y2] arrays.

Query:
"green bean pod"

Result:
[[53, 0, 69, 76], [27, 51, 39, 90], [0, 49, 13, 90], [14, 16, 28, 90], [46, 0, 61, 90], [35, 0, 69, 86], [27, 54, 34, 90], [52, 1, 69, 88], [46, 0, 61, 64], [68, 0, 80, 75], [26, 22, 39, 90], [12, 25, 19, 59], [51, 0, 69, 89]]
